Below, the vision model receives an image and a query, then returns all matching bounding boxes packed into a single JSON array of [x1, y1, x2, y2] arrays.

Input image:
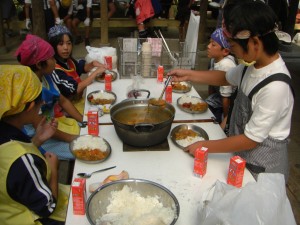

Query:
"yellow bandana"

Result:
[[0, 65, 42, 119]]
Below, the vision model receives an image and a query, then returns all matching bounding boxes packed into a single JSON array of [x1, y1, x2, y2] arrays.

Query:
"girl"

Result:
[[168, 1, 294, 182], [16, 34, 83, 159], [48, 25, 106, 113]]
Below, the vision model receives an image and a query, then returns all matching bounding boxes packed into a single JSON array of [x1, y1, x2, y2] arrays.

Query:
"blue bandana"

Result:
[[211, 28, 230, 49], [48, 25, 71, 40]]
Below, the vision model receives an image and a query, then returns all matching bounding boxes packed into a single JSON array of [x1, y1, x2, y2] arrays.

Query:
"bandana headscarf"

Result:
[[48, 25, 72, 40], [211, 28, 230, 49], [15, 34, 54, 66], [0, 65, 42, 119]]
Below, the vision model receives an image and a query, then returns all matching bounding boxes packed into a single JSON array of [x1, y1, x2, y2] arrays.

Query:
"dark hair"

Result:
[[16, 54, 48, 72], [48, 32, 73, 56], [223, 1, 279, 55], [24, 92, 43, 111]]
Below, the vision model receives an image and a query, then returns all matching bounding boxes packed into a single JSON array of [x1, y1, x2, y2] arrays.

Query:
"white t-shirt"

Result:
[[226, 55, 294, 142], [213, 55, 237, 97]]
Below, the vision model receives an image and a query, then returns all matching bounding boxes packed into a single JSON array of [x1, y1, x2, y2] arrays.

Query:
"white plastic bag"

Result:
[[183, 11, 200, 69], [199, 173, 296, 225], [85, 46, 117, 69]]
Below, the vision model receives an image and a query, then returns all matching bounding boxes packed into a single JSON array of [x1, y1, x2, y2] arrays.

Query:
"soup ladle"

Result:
[[149, 76, 172, 106]]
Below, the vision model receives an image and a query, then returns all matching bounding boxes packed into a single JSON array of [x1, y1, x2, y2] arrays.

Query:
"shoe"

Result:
[[85, 38, 90, 46], [74, 36, 83, 45]]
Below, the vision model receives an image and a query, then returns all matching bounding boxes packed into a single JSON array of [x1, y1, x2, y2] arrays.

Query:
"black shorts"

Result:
[[73, 7, 94, 21]]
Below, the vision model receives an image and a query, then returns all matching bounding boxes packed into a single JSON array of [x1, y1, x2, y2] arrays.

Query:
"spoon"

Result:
[[77, 166, 116, 178], [149, 76, 172, 106]]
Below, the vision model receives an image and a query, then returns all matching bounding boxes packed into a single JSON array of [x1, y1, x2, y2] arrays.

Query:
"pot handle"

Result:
[[132, 89, 151, 99], [134, 123, 155, 132]]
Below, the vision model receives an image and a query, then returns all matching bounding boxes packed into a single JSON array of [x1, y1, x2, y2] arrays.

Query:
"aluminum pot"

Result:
[[110, 98, 175, 147]]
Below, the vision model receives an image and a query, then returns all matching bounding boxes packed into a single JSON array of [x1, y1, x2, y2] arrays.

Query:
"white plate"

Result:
[[177, 95, 208, 114], [87, 90, 117, 106], [170, 124, 209, 149]]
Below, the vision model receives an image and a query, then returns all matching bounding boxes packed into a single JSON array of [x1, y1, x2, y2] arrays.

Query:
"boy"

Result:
[[168, 1, 294, 182], [206, 28, 236, 124]]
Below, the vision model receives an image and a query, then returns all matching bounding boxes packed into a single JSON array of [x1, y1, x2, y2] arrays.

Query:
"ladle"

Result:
[[149, 76, 172, 106]]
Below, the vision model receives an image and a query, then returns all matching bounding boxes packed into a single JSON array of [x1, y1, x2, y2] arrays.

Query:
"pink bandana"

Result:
[[15, 34, 55, 66]]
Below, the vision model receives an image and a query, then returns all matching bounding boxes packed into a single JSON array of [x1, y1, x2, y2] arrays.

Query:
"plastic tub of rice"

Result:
[[86, 179, 180, 225]]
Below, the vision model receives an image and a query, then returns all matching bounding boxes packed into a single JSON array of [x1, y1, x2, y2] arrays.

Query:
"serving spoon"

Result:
[[77, 166, 116, 178], [149, 76, 172, 106]]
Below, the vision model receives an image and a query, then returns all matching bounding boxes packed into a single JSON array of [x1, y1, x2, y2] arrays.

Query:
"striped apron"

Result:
[[228, 70, 293, 182]]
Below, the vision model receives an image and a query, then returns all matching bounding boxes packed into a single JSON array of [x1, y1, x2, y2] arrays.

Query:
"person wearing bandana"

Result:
[[0, 65, 69, 225], [15, 34, 83, 160]]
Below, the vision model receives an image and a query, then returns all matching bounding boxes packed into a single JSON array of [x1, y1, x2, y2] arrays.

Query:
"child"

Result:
[[206, 28, 237, 124], [0, 65, 68, 225], [15, 34, 83, 160], [24, 0, 62, 32], [72, 0, 93, 46], [168, 1, 294, 182], [48, 25, 106, 113], [135, 0, 155, 38], [175, 0, 193, 41]]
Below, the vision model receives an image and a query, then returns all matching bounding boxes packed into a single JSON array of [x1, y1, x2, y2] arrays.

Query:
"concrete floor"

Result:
[[1, 26, 299, 224]]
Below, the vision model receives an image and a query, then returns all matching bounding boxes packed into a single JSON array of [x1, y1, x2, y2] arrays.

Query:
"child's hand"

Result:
[[184, 141, 203, 156], [32, 117, 58, 147], [167, 69, 189, 82], [90, 64, 107, 79]]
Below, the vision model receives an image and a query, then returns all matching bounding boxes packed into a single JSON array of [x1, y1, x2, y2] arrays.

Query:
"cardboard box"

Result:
[[227, 156, 246, 188], [71, 178, 86, 215], [193, 147, 208, 178]]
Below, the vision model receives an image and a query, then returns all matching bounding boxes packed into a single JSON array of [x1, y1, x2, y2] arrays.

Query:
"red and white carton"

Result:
[[165, 84, 172, 103], [87, 107, 99, 136], [157, 65, 164, 83], [193, 147, 208, 178], [104, 56, 112, 70], [105, 73, 112, 91], [227, 155, 246, 188], [71, 178, 86, 215]]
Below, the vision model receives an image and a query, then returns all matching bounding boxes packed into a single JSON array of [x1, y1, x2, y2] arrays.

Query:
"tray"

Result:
[[177, 95, 208, 114], [170, 124, 209, 149], [171, 81, 192, 93], [95, 70, 117, 82], [87, 90, 117, 105], [69, 135, 112, 164]]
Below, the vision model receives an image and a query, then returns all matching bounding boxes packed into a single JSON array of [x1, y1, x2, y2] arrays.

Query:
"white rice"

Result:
[[92, 92, 115, 100], [96, 185, 176, 225], [178, 95, 202, 104], [73, 136, 107, 152], [176, 136, 205, 147]]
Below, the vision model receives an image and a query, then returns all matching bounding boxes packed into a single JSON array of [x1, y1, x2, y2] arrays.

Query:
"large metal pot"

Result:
[[110, 98, 175, 147]]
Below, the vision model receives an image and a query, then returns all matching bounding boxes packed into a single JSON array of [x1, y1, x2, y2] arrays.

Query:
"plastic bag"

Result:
[[85, 46, 117, 69], [199, 173, 296, 225], [183, 11, 200, 68]]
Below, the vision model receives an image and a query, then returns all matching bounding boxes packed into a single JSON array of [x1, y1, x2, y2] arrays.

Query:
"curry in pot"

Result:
[[113, 106, 173, 125]]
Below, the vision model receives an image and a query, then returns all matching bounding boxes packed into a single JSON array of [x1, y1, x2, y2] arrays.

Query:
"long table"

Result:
[[84, 77, 215, 124], [65, 77, 256, 225]]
